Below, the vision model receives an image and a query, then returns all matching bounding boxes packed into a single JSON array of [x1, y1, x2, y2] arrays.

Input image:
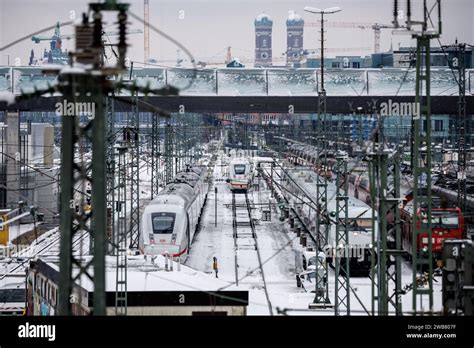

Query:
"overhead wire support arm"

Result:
[[390, 0, 442, 314], [58, 0, 132, 316]]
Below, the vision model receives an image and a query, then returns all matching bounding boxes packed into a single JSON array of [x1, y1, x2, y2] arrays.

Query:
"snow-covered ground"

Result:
[[1, 145, 443, 316], [8, 223, 36, 243], [185, 151, 443, 315]]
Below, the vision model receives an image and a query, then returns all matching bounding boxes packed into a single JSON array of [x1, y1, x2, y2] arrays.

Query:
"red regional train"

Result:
[[348, 172, 465, 261]]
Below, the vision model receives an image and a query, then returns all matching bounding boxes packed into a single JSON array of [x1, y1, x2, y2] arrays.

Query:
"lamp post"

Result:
[[303, 6, 341, 92], [304, 5, 341, 310]]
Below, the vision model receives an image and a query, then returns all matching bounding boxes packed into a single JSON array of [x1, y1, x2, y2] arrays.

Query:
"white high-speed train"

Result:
[[139, 165, 208, 258], [227, 158, 253, 191], [281, 168, 377, 275]]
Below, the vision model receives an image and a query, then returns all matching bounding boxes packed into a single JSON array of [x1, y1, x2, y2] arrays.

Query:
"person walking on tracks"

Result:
[[212, 257, 218, 278]]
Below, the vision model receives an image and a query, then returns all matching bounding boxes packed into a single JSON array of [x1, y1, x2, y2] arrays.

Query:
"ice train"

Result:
[[139, 165, 208, 258], [227, 158, 253, 191]]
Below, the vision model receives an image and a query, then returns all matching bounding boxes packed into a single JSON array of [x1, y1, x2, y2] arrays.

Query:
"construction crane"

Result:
[[30, 22, 142, 65], [305, 21, 394, 53], [31, 22, 142, 45], [31, 22, 74, 47]]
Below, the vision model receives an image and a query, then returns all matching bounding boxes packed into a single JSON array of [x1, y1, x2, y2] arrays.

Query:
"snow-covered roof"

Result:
[[0, 91, 15, 105], [255, 13, 273, 27], [287, 11, 304, 26], [38, 255, 240, 293]]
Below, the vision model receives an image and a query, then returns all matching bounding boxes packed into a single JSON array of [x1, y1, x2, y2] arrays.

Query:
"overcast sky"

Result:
[[1, 0, 473, 66]]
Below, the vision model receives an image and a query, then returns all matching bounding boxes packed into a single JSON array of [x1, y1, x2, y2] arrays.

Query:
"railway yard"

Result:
[[0, 1, 473, 336]]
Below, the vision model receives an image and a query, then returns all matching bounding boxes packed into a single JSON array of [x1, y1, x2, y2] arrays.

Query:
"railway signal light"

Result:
[[442, 239, 474, 315]]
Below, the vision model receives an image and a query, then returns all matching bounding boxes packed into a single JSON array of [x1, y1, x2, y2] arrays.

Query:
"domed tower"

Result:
[[286, 11, 304, 67], [254, 14, 273, 67]]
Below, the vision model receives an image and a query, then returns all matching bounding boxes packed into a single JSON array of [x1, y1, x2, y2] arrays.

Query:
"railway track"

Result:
[[0, 227, 89, 278], [259, 164, 318, 246], [231, 191, 273, 315]]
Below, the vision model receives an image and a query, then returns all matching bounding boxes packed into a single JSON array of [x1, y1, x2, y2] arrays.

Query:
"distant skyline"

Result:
[[1, 0, 473, 66]]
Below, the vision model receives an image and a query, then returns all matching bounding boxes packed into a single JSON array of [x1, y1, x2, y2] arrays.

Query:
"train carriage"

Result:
[[401, 202, 464, 260], [139, 165, 208, 259]]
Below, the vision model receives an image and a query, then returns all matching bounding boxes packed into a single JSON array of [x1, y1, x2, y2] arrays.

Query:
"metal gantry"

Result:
[[369, 123, 403, 315], [334, 156, 350, 316], [455, 43, 467, 219], [311, 90, 330, 307], [150, 112, 160, 199], [128, 93, 140, 249], [310, 8, 331, 305], [387, 146, 403, 315], [58, 72, 107, 315], [106, 97, 116, 253], [164, 123, 174, 185], [54, 0, 131, 315], [411, 34, 434, 314], [115, 146, 128, 315], [391, 0, 442, 314]]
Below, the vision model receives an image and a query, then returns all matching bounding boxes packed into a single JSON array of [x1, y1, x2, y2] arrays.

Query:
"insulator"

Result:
[[75, 13, 101, 66], [117, 9, 128, 69]]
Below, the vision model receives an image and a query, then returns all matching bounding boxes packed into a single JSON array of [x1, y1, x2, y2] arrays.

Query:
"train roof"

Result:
[[150, 182, 196, 207], [148, 165, 207, 207], [285, 169, 374, 219], [188, 164, 207, 176], [173, 171, 201, 188], [229, 157, 251, 164], [402, 198, 460, 213]]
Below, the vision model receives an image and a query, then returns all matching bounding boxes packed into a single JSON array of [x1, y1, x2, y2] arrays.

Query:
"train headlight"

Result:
[[149, 234, 155, 244]]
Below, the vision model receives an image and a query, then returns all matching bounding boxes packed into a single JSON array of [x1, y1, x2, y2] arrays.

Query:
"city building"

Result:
[[389, 46, 474, 68], [286, 11, 304, 67], [226, 59, 245, 68], [301, 55, 372, 69], [371, 52, 394, 68], [254, 14, 273, 67]]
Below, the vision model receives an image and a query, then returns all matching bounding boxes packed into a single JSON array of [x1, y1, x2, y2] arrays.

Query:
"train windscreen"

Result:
[[0, 288, 25, 303], [307, 256, 317, 268], [234, 164, 246, 175], [152, 212, 176, 234], [422, 211, 459, 228]]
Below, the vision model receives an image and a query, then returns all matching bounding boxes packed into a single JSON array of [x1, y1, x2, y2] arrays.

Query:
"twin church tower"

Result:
[[255, 11, 304, 67]]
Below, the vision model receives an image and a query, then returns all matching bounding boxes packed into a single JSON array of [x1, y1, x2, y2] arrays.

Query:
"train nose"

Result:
[[144, 244, 181, 256]]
